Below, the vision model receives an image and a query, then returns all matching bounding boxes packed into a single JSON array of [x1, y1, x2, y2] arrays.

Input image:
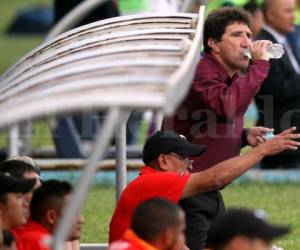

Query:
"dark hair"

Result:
[[244, 1, 262, 16], [30, 179, 72, 222], [131, 198, 181, 242], [3, 230, 15, 247], [204, 7, 251, 54], [0, 157, 40, 177]]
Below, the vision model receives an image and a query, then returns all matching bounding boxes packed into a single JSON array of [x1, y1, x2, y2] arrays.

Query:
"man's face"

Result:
[[1, 193, 26, 230], [226, 236, 271, 250], [167, 210, 186, 250], [266, 0, 296, 35], [22, 171, 41, 219], [52, 194, 84, 240], [211, 22, 252, 75], [164, 153, 192, 175], [68, 214, 84, 241]]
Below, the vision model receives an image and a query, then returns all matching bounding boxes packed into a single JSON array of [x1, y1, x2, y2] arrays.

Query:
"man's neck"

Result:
[[210, 52, 236, 78]]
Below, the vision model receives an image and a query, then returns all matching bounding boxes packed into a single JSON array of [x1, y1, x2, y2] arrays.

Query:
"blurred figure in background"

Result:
[[54, 0, 118, 25], [287, 0, 300, 59], [206, 208, 289, 250], [255, 0, 300, 169], [110, 198, 186, 250], [0, 157, 41, 219], [243, 0, 264, 36], [0, 157, 42, 250]]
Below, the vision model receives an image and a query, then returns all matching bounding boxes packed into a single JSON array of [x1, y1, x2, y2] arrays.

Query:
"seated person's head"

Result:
[[131, 198, 186, 250], [0, 173, 35, 230], [3, 230, 16, 250], [30, 179, 84, 240], [142, 131, 205, 174], [0, 156, 42, 218], [0, 156, 40, 179], [206, 208, 289, 250]]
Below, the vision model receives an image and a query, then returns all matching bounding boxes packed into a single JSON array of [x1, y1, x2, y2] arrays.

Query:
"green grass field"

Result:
[[0, 0, 49, 74], [0, 0, 53, 148], [82, 182, 300, 249]]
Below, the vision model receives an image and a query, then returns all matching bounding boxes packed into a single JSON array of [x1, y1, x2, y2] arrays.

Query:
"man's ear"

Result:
[[45, 209, 59, 226], [208, 38, 221, 53], [157, 154, 169, 171]]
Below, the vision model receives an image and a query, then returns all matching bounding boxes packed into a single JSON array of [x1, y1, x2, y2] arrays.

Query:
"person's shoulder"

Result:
[[255, 29, 275, 41], [197, 54, 225, 76]]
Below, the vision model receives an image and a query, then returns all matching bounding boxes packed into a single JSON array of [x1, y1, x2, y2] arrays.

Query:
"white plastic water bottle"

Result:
[[244, 43, 285, 59]]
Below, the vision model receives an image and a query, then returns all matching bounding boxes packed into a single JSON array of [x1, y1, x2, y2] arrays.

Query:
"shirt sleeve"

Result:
[[193, 59, 270, 120], [141, 172, 190, 202]]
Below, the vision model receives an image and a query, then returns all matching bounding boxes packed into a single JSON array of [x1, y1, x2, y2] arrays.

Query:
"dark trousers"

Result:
[[179, 191, 225, 250]]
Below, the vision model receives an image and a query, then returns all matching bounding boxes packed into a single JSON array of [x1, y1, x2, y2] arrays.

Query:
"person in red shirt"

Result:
[[110, 198, 186, 250], [18, 180, 84, 250], [0, 157, 42, 250], [162, 7, 274, 250], [109, 129, 300, 243], [0, 157, 42, 219]]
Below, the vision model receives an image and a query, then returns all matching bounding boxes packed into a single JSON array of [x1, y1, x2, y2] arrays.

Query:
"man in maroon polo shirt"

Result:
[[162, 7, 274, 250], [109, 129, 300, 243]]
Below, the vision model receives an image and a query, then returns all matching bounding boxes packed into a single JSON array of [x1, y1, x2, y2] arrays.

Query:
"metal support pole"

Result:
[[52, 107, 120, 250], [180, 0, 199, 12], [19, 121, 32, 155], [153, 110, 163, 131], [8, 125, 19, 157], [115, 111, 130, 201]]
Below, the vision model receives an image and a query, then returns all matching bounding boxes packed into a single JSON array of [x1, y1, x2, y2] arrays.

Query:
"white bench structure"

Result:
[[0, 5, 206, 250]]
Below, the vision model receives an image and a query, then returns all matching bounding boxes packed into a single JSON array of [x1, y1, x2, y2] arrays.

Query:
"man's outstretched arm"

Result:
[[182, 127, 300, 198]]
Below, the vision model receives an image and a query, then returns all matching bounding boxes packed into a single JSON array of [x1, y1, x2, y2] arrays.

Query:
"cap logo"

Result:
[[179, 134, 187, 140]]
